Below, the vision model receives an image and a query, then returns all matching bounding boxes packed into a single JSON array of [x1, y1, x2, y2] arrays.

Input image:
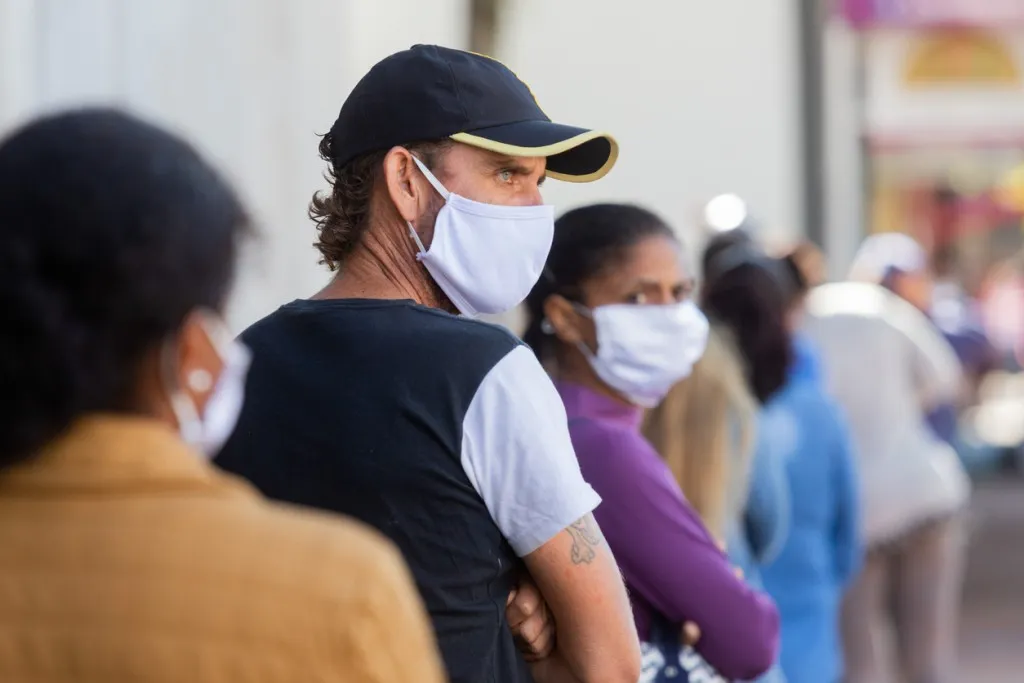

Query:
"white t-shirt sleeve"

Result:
[[460, 344, 602, 557]]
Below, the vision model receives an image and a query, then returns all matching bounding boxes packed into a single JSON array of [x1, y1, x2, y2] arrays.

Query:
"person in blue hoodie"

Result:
[[759, 249, 864, 683], [701, 237, 795, 683]]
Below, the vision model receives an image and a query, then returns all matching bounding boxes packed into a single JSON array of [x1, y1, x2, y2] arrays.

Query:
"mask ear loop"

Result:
[[161, 309, 230, 447], [536, 270, 598, 355], [569, 301, 595, 322], [538, 265, 596, 336], [410, 155, 450, 200], [195, 310, 235, 360], [408, 155, 451, 260], [160, 338, 203, 446], [408, 222, 429, 259], [565, 301, 599, 358]]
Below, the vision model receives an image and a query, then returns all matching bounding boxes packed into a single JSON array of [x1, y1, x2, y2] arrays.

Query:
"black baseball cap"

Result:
[[328, 44, 618, 183]]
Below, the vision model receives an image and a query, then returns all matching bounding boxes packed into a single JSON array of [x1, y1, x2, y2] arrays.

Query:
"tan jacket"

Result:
[[0, 416, 447, 683]]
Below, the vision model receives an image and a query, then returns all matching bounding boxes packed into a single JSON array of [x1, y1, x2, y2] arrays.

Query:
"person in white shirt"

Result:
[[802, 234, 970, 683]]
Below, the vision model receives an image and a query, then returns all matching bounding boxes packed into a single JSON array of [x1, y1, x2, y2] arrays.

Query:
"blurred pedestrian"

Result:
[[852, 233, 997, 452], [215, 45, 639, 683], [701, 240, 794, 571], [700, 242, 800, 683], [720, 247, 862, 683], [0, 109, 445, 683], [804, 244, 970, 683], [525, 203, 780, 682]]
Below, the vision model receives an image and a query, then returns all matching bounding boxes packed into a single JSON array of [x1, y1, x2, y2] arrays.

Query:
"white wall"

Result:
[[823, 21, 866, 276], [0, 0, 468, 331], [864, 29, 1024, 142], [494, 0, 805, 251]]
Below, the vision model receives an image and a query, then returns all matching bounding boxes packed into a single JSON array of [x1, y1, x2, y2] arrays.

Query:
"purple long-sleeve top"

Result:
[[557, 381, 780, 681]]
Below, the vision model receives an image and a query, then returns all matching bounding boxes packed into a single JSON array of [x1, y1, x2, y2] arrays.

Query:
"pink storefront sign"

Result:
[[839, 0, 1024, 28]]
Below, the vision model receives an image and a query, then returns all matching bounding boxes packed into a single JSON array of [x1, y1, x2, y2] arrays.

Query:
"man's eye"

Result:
[[672, 283, 693, 302], [625, 292, 647, 305], [498, 169, 514, 183]]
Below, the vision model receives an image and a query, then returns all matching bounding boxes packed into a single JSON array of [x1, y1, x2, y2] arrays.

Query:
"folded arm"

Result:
[[524, 515, 640, 683], [584, 428, 780, 681], [461, 346, 640, 683]]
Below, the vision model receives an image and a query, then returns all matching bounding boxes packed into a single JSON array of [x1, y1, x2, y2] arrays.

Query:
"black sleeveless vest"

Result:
[[216, 299, 533, 683]]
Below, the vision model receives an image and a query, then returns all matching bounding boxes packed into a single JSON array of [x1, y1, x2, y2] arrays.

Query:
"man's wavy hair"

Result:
[[309, 133, 451, 270]]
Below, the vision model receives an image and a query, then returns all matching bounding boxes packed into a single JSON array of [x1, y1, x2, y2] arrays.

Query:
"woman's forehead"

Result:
[[587, 236, 689, 289]]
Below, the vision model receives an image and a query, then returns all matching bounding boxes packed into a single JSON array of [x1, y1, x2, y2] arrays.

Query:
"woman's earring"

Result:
[[187, 368, 213, 393], [540, 318, 555, 334]]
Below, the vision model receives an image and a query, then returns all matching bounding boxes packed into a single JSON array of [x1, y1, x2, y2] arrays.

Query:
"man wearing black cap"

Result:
[[216, 45, 639, 683]]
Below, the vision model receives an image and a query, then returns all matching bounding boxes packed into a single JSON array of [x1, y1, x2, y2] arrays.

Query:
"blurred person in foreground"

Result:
[[215, 45, 638, 683], [804, 237, 970, 683], [0, 109, 445, 683], [524, 203, 780, 682]]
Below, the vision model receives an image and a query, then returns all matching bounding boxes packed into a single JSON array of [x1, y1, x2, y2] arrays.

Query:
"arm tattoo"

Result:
[[566, 515, 603, 565]]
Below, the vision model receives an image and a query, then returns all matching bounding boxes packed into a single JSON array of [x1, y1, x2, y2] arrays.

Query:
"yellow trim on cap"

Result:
[[449, 130, 619, 183]]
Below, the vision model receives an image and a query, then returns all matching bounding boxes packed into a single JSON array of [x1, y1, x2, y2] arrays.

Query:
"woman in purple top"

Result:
[[523, 204, 780, 681]]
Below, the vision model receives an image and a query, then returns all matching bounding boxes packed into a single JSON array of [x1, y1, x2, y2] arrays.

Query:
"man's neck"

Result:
[[313, 221, 450, 310]]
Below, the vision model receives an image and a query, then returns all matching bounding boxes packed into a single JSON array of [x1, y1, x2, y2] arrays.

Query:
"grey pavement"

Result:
[[959, 478, 1024, 682]]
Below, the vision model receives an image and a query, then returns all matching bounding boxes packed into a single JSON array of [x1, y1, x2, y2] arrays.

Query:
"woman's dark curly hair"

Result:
[[0, 108, 250, 466], [310, 133, 451, 270]]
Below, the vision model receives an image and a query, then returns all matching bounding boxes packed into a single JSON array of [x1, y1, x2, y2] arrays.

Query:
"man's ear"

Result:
[[544, 294, 590, 346], [382, 146, 431, 223]]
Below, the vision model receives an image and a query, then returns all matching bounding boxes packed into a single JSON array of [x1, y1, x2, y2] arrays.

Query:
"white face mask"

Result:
[[408, 156, 555, 318], [578, 300, 710, 408], [164, 315, 252, 459]]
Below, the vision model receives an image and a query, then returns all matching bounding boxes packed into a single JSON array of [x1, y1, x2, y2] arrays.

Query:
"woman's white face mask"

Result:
[[407, 156, 555, 318], [163, 314, 251, 459], [577, 300, 710, 407]]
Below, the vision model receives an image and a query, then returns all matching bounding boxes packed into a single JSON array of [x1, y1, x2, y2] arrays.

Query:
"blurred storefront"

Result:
[[829, 0, 1024, 466], [0, 0, 471, 331], [838, 0, 1024, 292], [834, 0, 1024, 369]]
